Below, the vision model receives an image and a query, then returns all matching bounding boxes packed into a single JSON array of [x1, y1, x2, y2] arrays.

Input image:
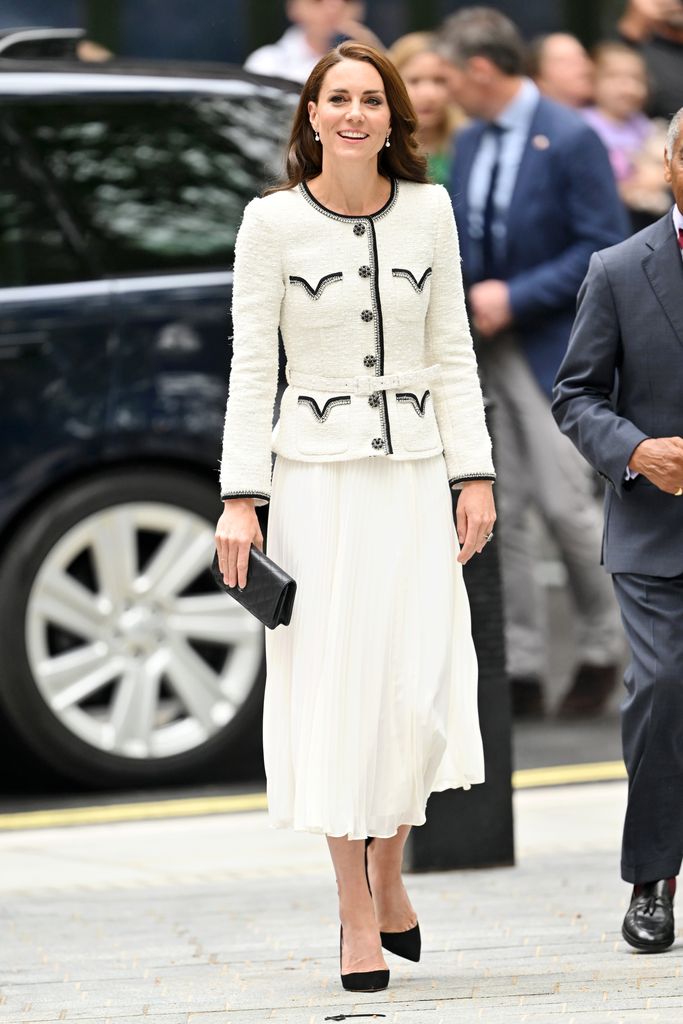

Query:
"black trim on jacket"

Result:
[[448, 474, 496, 487], [297, 394, 351, 422], [396, 390, 431, 417], [368, 218, 393, 455], [392, 267, 432, 293], [288, 272, 343, 299], [221, 491, 270, 501], [300, 178, 398, 222]]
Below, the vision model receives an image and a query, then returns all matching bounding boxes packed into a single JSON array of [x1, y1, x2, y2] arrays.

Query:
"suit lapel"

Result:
[[642, 213, 683, 348]]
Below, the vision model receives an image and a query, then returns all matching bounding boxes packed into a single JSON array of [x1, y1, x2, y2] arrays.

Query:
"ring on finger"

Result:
[[484, 530, 494, 543]]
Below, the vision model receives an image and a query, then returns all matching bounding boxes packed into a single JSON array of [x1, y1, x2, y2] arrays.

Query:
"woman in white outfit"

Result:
[[215, 41, 496, 994]]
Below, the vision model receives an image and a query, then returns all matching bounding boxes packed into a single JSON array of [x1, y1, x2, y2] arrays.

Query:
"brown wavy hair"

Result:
[[265, 41, 428, 195]]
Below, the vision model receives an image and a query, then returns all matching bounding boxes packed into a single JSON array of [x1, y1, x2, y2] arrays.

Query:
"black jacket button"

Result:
[[354, 222, 366, 236], [372, 437, 384, 450], [363, 354, 376, 368], [361, 309, 373, 322], [358, 265, 371, 278], [368, 392, 381, 408]]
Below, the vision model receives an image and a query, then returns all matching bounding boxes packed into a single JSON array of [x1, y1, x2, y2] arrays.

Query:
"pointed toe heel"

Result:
[[365, 837, 422, 962], [339, 925, 390, 992], [380, 921, 421, 962], [341, 968, 390, 992]]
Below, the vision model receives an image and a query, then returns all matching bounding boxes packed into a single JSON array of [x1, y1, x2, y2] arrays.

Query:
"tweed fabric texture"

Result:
[[220, 179, 494, 503]]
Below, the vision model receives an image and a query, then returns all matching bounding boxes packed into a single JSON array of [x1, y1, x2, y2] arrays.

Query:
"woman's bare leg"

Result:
[[366, 825, 418, 933], [327, 836, 388, 974]]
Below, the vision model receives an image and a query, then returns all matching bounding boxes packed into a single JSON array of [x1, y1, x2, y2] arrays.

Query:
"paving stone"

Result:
[[0, 782, 680, 1022]]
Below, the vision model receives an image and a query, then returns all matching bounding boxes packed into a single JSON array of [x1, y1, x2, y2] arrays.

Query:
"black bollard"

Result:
[[406, 517, 514, 872]]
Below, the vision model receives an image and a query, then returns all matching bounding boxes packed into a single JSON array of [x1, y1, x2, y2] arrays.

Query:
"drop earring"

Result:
[[314, 130, 320, 142], [385, 133, 391, 148]]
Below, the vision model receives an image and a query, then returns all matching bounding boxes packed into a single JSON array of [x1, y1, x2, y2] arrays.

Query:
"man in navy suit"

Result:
[[437, 7, 628, 718], [553, 107, 683, 952]]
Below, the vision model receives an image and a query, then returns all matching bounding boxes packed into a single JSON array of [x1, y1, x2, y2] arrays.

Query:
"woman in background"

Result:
[[387, 32, 464, 185]]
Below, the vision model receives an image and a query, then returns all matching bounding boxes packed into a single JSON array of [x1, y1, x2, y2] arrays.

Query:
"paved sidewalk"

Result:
[[1, 781, 681, 1024]]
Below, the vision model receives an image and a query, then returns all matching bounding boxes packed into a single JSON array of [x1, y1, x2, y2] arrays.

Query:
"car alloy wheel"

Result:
[[25, 501, 263, 760]]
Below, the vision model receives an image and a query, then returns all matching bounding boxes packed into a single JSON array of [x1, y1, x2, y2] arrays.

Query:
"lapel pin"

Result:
[[532, 134, 550, 150]]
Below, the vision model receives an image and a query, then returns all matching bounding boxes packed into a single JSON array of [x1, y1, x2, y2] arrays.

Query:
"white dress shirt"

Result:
[[467, 78, 540, 278], [673, 203, 683, 258]]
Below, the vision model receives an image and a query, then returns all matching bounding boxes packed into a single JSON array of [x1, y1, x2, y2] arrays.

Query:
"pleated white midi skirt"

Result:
[[263, 453, 484, 840]]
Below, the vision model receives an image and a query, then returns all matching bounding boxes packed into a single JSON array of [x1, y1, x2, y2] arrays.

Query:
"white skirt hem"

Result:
[[266, 772, 485, 841]]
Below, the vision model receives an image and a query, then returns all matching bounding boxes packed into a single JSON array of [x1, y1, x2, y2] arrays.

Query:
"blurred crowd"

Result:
[[246, 0, 682, 227], [245, 0, 683, 721]]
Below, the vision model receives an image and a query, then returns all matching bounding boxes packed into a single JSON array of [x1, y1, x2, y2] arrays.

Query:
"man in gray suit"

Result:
[[553, 106, 683, 953]]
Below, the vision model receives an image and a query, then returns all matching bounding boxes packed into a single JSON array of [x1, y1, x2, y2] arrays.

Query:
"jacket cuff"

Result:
[[221, 491, 270, 507], [449, 473, 496, 489]]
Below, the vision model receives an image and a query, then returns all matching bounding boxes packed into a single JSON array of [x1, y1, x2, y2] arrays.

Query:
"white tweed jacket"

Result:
[[220, 178, 495, 504]]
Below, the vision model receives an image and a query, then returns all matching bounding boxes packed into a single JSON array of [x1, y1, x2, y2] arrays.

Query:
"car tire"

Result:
[[0, 467, 266, 788]]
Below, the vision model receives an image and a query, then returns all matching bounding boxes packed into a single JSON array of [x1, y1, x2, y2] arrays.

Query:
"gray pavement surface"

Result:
[[2, 781, 681, 1024]]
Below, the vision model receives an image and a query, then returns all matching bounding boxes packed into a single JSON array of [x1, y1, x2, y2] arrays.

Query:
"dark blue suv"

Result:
[[0, 59, 297, 787]]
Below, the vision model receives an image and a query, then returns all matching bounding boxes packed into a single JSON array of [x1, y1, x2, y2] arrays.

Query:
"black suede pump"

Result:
[[339, 925, 390, 992], [365, 837, 422, 962]]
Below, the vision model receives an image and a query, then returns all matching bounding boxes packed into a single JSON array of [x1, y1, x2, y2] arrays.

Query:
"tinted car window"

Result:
[[9, 90, 296, 276], [0, 148, 84, 287]]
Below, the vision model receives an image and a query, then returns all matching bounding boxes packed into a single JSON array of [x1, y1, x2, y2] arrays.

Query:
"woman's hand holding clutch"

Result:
[[455, 481, 496, 565], [215, 498, 264, 588]]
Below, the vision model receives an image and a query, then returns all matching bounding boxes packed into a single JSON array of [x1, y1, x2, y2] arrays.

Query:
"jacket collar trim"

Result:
[[299, 177, 398, 222]]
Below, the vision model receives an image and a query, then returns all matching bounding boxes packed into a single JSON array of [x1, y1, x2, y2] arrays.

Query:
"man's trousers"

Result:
[[612, 571, 683, 884]]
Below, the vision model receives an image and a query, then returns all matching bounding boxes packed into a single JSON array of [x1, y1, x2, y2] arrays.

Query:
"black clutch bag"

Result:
[[210, 546, 296, 629]]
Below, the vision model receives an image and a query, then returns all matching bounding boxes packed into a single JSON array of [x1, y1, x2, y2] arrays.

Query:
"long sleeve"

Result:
[[551, 252, 648, 497], [220, 198, 284, 505], [425, 186, 495, 486]]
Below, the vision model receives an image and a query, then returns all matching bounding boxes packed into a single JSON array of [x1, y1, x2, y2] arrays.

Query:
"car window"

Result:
[[0, 147, 85, 288], [9, 89, 296, 276]]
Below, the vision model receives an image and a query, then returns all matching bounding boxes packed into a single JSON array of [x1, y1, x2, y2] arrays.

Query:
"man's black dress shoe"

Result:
[[622, 880, 675, 952]]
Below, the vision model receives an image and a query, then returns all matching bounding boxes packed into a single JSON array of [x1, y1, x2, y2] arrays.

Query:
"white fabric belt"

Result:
[[286, 364, 440, 396]]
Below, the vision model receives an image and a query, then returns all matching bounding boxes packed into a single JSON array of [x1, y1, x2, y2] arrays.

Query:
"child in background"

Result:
[[581, 42, 671, 230], [387, 32, 464, 186]]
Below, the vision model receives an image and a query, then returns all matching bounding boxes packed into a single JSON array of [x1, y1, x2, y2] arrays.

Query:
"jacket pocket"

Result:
[[391, 267, 432, 325], [287, 271, 344, 325], [394, 390, 440, 453], [392, 267, 432, 294], [296, 394, 350, 456]]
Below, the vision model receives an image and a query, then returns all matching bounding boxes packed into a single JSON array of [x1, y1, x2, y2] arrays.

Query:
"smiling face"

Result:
[[308, 58, 391, 165]]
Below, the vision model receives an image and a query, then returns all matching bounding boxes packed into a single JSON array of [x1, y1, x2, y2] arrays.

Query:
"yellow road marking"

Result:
[[0, 792, 268, 831], [0, 761, 626, 832], [512, 760, 626, 789]]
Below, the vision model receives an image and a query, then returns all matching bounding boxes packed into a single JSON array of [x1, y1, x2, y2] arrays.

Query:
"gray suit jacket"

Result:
[[552, 210, 683, 576]]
